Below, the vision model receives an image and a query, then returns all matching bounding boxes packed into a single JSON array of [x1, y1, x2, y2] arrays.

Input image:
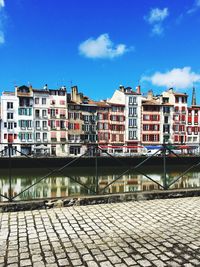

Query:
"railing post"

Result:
[[163, 143, 168, 190], [8, 144, 13, 202], [95, 146, 99, 194]]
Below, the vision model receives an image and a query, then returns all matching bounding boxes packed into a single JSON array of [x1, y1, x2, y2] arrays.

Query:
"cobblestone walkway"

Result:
[[1, 197, 200, 267]]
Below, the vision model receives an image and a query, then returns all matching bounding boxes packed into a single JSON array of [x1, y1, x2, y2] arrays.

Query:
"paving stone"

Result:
[[100, 261, 113, 267], [20, 259, 32, 266], [137, 259, 151, 267], [123, 257, 136, 265], [2, 197, 200, 267], [86, 260, 99, 267]]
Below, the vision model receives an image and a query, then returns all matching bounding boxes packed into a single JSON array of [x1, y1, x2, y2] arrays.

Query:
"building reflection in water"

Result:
[[1, 169, 200, 201]]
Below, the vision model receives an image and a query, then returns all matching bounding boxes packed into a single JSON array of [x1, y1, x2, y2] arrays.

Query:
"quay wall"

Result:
[[0, 156, 200, 168]]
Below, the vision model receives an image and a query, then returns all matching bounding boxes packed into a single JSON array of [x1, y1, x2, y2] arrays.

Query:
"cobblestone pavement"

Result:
[[1, 197, 200, 267]]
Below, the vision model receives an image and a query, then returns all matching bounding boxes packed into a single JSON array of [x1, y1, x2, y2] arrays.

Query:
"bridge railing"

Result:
[[0, 143, 200, 202]]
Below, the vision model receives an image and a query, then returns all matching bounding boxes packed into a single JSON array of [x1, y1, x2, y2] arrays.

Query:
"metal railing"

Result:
[[0, 143, 200, 202]]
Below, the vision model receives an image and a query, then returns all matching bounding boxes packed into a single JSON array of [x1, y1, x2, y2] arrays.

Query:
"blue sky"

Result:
[[0, 0, 200, 103]]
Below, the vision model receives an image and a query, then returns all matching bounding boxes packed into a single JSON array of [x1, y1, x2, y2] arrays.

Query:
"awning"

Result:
[[145, 146, 162, 150]]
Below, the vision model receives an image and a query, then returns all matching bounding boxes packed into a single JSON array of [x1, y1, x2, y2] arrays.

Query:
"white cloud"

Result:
[[142, 67, 200, 89], [145, 7, 169, 36], [152, 24, 163, 35], [0, 31, 4, 43], [0, 0, 4, 9], [0, 0, 5, 44], [147, 8, 169, 24], [79, 33, 131, 59], [187, 0, 200, 14]]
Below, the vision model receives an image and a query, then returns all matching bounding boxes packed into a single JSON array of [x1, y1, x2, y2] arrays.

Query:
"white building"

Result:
[[108, 85, 142, 152], [0, 91, 20, 156], [33, 89, 50, 156]]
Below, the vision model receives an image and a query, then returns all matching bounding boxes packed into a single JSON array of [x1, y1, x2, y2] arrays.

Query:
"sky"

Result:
[[0, 0, 200, 104]]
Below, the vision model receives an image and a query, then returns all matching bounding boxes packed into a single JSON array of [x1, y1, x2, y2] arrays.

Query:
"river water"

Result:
[[1, 165, 200, 201]]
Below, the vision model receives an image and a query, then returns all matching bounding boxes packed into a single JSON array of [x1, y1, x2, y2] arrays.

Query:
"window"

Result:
[[50, 120, 56, 129], [7, 102, 13, 109], [36, 121, 40, 129], [35, 110, 40, 118], [143, 134, 149, 141], [129, 107, 137, 116], [143, 115, 150, 120], [129, 96, 136, 104], [19, 120, 26, 128], [42, 121, 47, 129], [174, 125, 179, 132], [60, 121, 65, 129], [164, 116, 168, 124], [162, 97, 169, 104], [43, 133, 47, 141], [163, 107, 170, 113], [7, 113, 13, 119], [129, 118, 137, 127], [27, 133, 32, 141], [129, 131, 137, 140], [42, 98, 46, 105], [74, 113, 79, 119], [104, 123, 108, 130], [163, 125, 170, 133], [35, 98, 39, 104], [4, 122, 7, 128], [21, 133, 26, 141], [41, 110, 47, 118], [50, 109, 56, 117], [36, 133, 40, 140], [18, 108, 32, 116], [143, 124, 149, 131], [8, 122, 13, 129], [14, 122, 17, 128], [27, 120, 32, 128]]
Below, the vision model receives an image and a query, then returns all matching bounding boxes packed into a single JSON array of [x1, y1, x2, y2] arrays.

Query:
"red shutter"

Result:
[[56, 120, 60, 127], [194, 116, 198, 123], [56, 109, 58, 114], [74, 123, 80, 130], [48, 109, 50, 114], [48, 120, 51, 126]]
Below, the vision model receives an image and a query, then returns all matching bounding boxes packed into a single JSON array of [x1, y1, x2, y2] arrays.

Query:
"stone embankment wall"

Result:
[[1, 188, 200, 212]]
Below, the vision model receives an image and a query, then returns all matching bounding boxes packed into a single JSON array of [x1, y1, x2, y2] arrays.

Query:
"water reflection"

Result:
[[1, 166, 200, 201]]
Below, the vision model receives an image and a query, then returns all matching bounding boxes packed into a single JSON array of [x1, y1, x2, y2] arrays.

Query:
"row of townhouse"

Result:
[[0, 84, 199, 157]]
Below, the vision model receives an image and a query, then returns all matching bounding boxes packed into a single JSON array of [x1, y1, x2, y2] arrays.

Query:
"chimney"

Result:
[[192, 86, 197, 106], [119, 85, 125, 92], [136, 85, 141, 94], [147, 90, 153, 100], [71, 86, 78, 102]]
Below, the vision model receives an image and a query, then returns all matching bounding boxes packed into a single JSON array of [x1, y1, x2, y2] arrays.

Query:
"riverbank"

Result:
[[1, 188, 200, 212], [0, 155, 200, 168]]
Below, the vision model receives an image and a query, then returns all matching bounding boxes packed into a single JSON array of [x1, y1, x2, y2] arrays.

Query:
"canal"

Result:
[[1, 164, 200, 201]]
